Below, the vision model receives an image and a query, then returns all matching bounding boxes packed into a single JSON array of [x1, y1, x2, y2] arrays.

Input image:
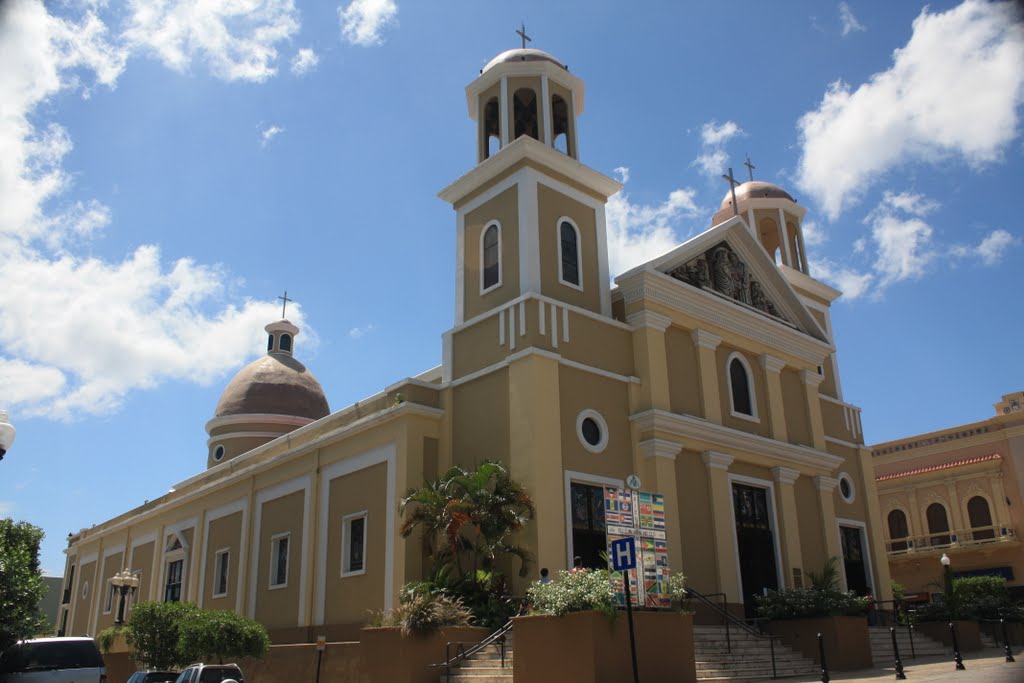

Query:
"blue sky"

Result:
[[1, 0, 1021, 576]]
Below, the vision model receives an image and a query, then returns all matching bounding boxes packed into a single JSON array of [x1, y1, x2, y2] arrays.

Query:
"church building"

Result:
[[56, 45, 889, 643]]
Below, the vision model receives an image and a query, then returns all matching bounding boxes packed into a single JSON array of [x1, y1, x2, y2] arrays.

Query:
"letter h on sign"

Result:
[[611, 537, 637, 571]]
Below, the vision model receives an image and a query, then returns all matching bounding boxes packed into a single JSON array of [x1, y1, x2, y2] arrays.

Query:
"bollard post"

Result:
[[1002, 619, 1015, 663], [949, 622, 965, 670], [890, 627, 906, 680], [908, 623, 916, 659], [818, 632, 830, 683]]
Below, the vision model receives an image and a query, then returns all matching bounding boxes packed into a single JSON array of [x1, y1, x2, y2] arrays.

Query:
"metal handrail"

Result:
[[684, 587, 780, 680], [431, 617, 516, 677]]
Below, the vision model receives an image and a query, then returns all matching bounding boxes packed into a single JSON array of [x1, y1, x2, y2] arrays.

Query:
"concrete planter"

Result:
[[513, 610, 696, 683], [915, 620, 983, 652], [765, 615, 871, 671], [360, 626, 488, 683]]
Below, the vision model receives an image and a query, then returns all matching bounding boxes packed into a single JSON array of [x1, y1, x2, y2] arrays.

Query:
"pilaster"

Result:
[[992, 475, 1012, 532], [906, 490, 924, 540], [857, 447, 893, 601], [702, 450, 740, 602], [771, 466, 803, 588], [692, 329, 723, 423], [627, 311, 673, 413], [815, 475, 842, 563], [945, 483, 964, 532], [761, 354, 788, 442], [638, 438, 684, 575], [801, 369, 826, 451]]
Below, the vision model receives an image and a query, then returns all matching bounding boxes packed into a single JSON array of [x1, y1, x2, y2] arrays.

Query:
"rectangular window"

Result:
[[269, 534, 289, 588], [103, 580, 115, 614], [164, 559, 183, 602], [342, 512, 368, 577], [213, 549, 230, 598]]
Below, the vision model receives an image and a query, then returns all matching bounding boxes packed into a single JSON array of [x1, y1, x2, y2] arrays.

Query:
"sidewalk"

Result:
[[752, 651, 1023, 682]]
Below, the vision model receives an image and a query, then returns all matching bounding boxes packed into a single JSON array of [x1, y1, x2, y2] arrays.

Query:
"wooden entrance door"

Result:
[[733, 483, 779, 617], [840, 525, 869, 595], [570, 483, 607, 570]]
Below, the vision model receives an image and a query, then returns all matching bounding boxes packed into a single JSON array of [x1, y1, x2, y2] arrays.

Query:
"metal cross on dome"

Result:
[[516, 23, 532, 49], [277, 290, 293, 318], [721, 167, 741, 217], [744, 155, 756, 182]]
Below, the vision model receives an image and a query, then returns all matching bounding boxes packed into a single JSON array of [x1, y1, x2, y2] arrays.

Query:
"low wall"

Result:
[[360, 626, 489, 683], [915, 621, 983, 652], [765, 616, 871, 671], [513, 610, 696, 683]]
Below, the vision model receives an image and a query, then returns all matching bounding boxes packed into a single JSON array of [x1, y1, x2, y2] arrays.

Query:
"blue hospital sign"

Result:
[[611, 537, 637, 571]]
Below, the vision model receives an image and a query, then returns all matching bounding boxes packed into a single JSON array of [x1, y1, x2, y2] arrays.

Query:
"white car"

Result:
[[0, 637, 106, 683]]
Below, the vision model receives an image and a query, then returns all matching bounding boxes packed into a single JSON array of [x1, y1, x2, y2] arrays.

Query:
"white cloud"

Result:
[[348, 324, 377, 339], [291, 47, 319, 75], [606, 168, 701, 277], [0, 359, 67, 405], [0, 502, 13, 516], [122, 0, 300, 82], [802, 220, 825, 247], [809, 259, 874, 300], [692, 120, 743, 177], [870, 213, 935, 286], [796, 1, 1024, 220], [339, 0, 398, 47], [952, 229, 1018, 265], [839, 2, 866, 37], [261, 125, 284, 146]]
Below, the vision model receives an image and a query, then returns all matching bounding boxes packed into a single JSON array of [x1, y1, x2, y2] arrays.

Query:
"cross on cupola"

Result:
[[744, 155, 756, 182], [277, 290, 293, 319], [721, 167, 741, 217], [516, 23, 531, 49]]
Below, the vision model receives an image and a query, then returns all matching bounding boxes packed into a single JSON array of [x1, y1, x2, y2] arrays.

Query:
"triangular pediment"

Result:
[[620, 217, 828, 342]]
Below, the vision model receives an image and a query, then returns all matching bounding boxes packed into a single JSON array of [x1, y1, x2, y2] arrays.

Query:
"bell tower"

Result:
[[439, 44, 621, 327]]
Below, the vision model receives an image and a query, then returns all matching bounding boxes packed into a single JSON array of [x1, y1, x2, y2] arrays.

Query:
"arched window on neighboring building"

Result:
[[727, 354, 757, 419], [558, 219, 581, 288], [887, 509, 910, 551], [926, 503, 951, 546], [513, 88, 539, 140], [481, 222, 501, 292], [968, 495, 995, 541]]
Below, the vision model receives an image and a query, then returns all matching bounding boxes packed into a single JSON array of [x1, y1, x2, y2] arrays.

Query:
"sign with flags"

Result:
[[605, 487, 671, 608]]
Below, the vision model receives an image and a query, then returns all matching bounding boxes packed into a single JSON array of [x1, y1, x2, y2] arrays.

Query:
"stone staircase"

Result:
[[693, 625, 820, 682], [868, 625, 952, 663], [440, 630, 514, 683]]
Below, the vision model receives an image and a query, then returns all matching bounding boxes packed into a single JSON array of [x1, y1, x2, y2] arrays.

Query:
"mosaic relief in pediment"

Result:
[[666, 242, 789, 322]]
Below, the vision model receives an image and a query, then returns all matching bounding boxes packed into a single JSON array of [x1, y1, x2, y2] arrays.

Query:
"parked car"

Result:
[[171, 664, 243, 683], [0, 637, 106, 683], [125, 672, 178, 683]]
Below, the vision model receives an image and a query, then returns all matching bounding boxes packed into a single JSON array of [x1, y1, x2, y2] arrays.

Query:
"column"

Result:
[[815, 475, 842, 563], [801, 369, 827, 451], [627, 310, 673, 413], [702, 450, 741, 603], [858, 447, 894, 600], [692, 329, 723, 423], [540, 75, 552, 145], [499, 76, 509, 147], [771, 466, 803, 589], [761, 354, 788, 442], [906, 490, 924, 546], [778, 208, 793, 267], [639, 439, 684, 575], [946, 482, 964, 538]]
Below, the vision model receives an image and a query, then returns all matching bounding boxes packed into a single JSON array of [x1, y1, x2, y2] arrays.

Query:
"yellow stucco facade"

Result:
[[56, 46, 888, 642]]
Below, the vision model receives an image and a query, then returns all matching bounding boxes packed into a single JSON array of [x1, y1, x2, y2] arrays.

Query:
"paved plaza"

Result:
[[756, 651, 1023, 682]]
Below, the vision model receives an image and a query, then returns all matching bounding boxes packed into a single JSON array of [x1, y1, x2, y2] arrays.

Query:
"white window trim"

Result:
[[728, 473, 787, 595], [479, 220, 503, 294], [341, 511, 369, 578], [212, 548, 230, 598], [212, 445, 225, 462], [726, 352, 759, 422], [837, 472, 856, 503], [103, 579, 114, 614], [269, 532, 291, 590], [81, 580, 89, 600], [556, 216, 584, 291], [563, 471, 624, 570], [575, 409, 609, 454], [835, 518, 875, 594], [164, 553, 185, 602]]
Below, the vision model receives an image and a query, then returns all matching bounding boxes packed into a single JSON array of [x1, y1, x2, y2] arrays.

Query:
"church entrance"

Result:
[[732, 482, 780, 617], [840, 525, 870, 595], [570, 482, 607, 570]]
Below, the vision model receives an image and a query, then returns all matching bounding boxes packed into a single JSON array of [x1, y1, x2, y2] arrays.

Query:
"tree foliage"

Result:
[[124, 601, 197, 670], [0, 519, 47, 652]]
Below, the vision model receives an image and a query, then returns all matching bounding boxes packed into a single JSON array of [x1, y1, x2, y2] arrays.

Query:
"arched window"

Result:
[[968, 496, 995, 541], [558, 219, 581, 288], [279, 333, 292, 352], [552, 94, 570, 155], [727, 354, 757, 419], [887, 509, 910, 551], [483, 97, 500, 159], [513, 88, 539, 140], [267, 334, 274, 352], [481, 222, 501, 292], [926, 503, 951, 546]]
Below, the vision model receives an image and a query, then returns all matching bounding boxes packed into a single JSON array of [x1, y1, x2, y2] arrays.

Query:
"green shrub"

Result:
[[911, 575, 1024, 622], [756, 587, 869, 620], [96, 625, 127, 654], [179, 609, 270, 664], [370, 586, 475, 636], [527, 569, 616, 618]]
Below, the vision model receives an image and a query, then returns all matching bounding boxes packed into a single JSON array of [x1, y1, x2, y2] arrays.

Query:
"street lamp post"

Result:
[[940, 553, 966, 670], [111, 568, 140, 625], [0, 410, 16, 461]]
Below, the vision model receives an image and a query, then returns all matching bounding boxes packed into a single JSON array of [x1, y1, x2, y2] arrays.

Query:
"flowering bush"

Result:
[[527, 568, 616, 618], [756, 587, 869, 620]]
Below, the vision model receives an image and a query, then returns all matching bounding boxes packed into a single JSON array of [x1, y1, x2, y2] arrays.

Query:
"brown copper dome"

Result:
[[713, 181, 796, 225], [483, 48, 565, 73], [214, 353, 329, 420]]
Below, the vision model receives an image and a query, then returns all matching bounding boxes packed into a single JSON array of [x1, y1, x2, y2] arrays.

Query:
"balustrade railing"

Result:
[[886, 525, 1015, 555]]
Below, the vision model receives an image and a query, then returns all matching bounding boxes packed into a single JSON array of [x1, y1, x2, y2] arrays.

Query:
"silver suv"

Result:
[[0, 637, 106, 683], [171, 665, 242, 683]]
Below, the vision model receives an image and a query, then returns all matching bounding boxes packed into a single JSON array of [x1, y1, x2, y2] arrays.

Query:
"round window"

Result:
[[213, 445, 225, 462], [838, 473, 855, 503], [576, 410, 608, 453], [82, 581, 89, 600]]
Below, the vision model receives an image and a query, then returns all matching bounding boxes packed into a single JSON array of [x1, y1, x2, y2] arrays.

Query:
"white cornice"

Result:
[[638, 438, 683, 461], [761, 354, 786, 373], [620, 270, 832, 366], [465, 60, 585, 118], [631, 409, 843, 473], [702, 450, 735, 470], [771, 466, 800, 485], [627, 310, 672, 332], [815, 475, 839, 492], [438, 135, 622, 206], [779, 265, 842, 303], [691, 328, 723, 351], [801, 369, 825, 386], [205, 413, 312, 435]]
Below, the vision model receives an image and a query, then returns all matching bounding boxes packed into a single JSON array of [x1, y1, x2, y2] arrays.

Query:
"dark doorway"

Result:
[[840, 525, 869, 595], [570, 483, 607, 570], [732, 483, 779, 617]]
